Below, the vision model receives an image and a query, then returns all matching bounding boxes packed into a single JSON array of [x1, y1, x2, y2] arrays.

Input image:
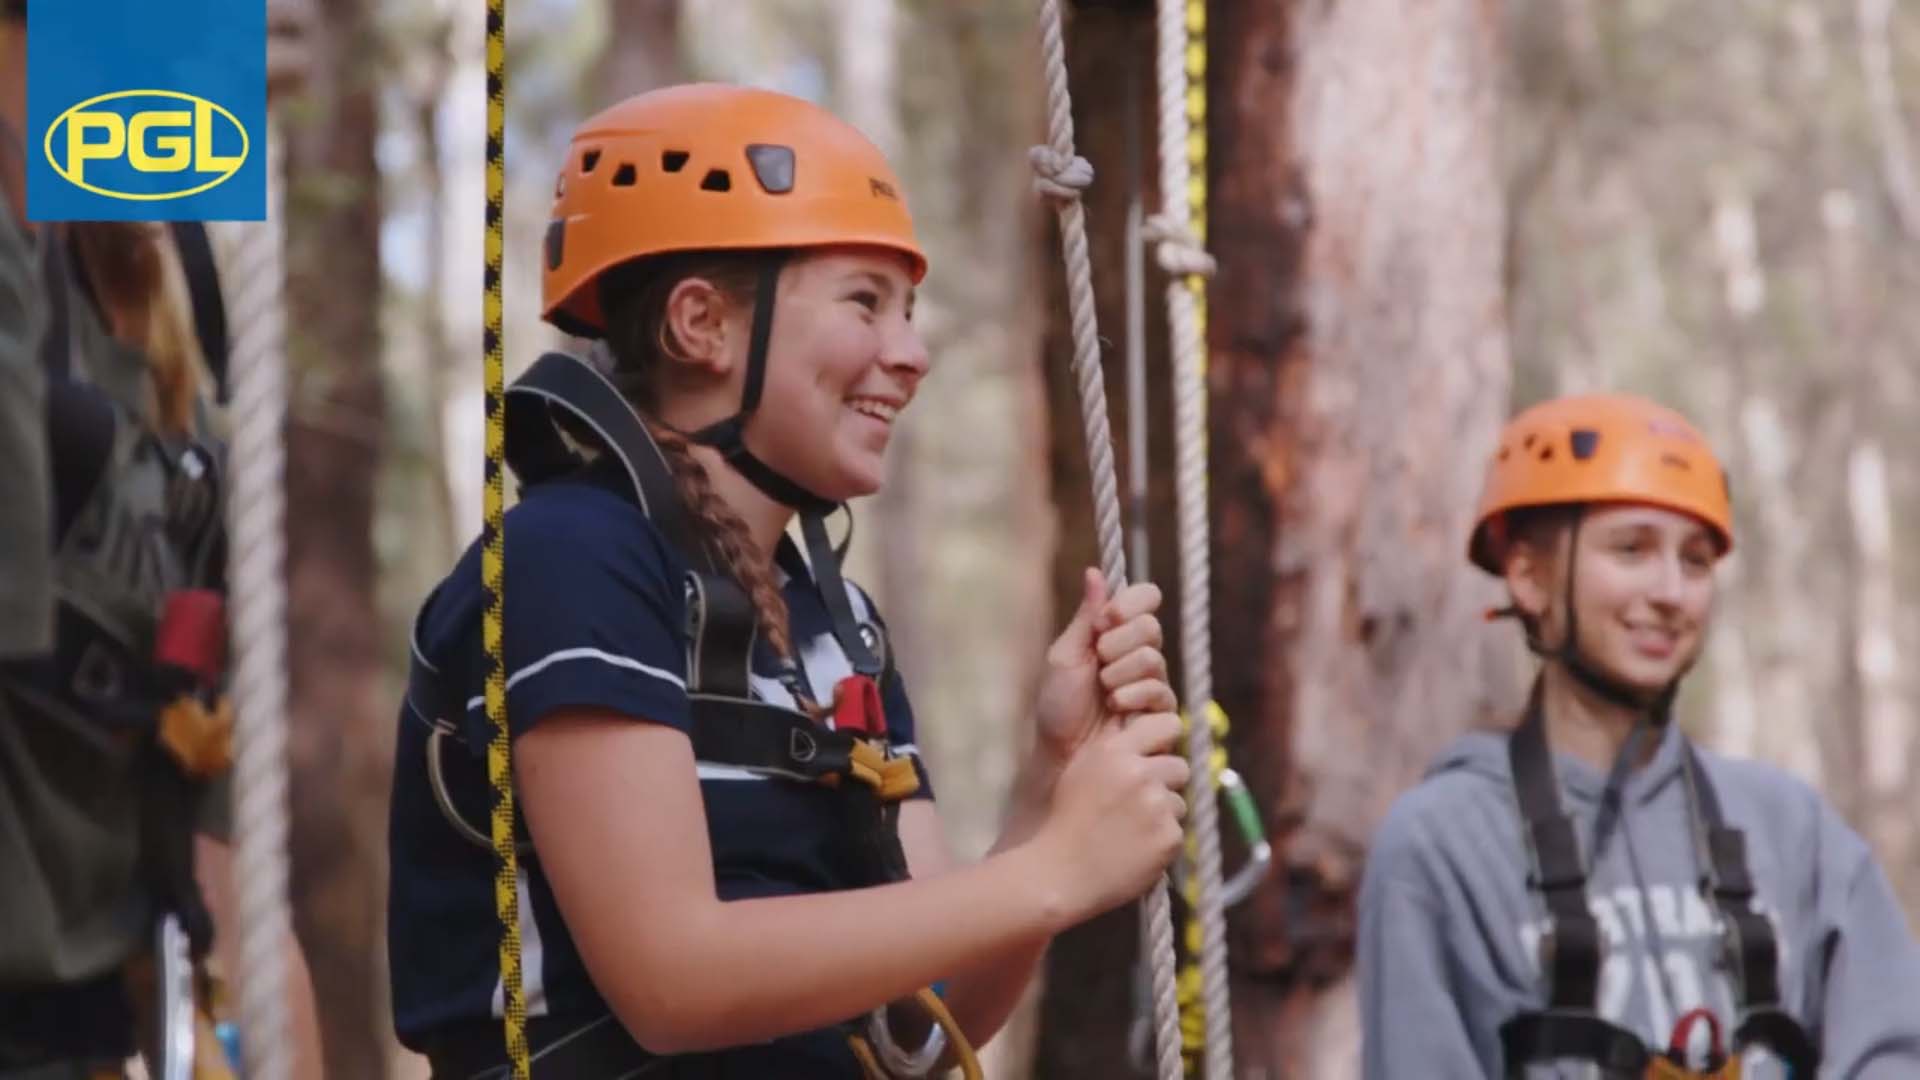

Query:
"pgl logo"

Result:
[[44, 90, 250, 202], [868, 177, 900, 201]]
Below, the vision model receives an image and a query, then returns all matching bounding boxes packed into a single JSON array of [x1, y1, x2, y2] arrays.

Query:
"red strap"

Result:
[[155, 589, 225, 688], [831, 674, 886, 737]]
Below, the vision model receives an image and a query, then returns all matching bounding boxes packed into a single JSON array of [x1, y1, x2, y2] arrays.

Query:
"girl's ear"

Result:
[[661, 276, 735, 376], [1503, 538, 1556, 623]]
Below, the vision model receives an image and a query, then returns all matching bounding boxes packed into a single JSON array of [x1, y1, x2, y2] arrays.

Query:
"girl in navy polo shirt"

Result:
[[388, 83, 1192, 1078]]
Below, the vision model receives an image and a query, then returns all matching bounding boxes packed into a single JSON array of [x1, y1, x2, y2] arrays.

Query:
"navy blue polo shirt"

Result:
[[387, 459, 933, 1074]]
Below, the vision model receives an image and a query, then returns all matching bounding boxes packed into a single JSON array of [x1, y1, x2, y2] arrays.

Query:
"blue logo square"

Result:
[[27, 0, 266, 221]]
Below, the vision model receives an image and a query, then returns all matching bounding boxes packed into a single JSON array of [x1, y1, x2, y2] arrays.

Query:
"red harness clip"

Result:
[[831, 674, 886, 738], [155, 589, 226, 689], [1664, 1007, 1729, 1072]]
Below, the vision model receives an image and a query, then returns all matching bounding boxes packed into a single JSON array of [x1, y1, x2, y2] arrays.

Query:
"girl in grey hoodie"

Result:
[[1358, 393, 1920, 1079]]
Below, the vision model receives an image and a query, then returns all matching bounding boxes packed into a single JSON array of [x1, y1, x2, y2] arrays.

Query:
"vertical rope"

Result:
[[481, 0, 528, 1076], [224, 120, 295, 1080], [1150, 0, 1233, 1075], [1030, 3, 1183, 1078]]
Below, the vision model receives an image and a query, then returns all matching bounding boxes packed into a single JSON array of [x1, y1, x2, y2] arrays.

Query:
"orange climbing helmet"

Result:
[[540, 83, 928, 337], [1468, 393, 1734, 574]]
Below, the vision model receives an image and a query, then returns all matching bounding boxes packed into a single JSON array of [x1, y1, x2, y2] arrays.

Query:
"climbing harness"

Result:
[[433, 352, 977, 1078], [10, 199, 247, 1078], [1500, 686, 1819, 1079]]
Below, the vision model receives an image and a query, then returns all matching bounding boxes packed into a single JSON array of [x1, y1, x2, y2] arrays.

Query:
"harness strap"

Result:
[[801, 512, 883, 678], [1682, 746, 1819, 1074], [1730, 1009, 1816, 1075], [1499, 1011, 1649, 1078], [683, 573, 757, 699], [1509, 687, 1605, 1011], [685, 694, 913, 794], [167, 221, 229, 402], [502, 351, 712, 574], [37, 225, 74, 379], [1503, 697, 1821, 1077]]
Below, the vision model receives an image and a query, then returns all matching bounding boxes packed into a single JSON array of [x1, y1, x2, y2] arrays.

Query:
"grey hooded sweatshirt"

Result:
[[1359, 724, 1920, 1079]]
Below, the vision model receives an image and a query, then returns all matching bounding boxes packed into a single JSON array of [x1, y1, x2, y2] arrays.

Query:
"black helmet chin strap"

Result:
[[1519, 507, 1687, 720], [687, 252, 838, 518]]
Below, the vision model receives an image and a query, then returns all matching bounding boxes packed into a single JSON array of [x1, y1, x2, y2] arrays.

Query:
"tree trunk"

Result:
[[280, 0, 389, 1075], [599, 0, 681, 101], [1210, 0, 1513, 1074]]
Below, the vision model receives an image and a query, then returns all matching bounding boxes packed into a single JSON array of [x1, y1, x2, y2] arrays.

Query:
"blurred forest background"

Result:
[[250, 0, 1919, 1076]]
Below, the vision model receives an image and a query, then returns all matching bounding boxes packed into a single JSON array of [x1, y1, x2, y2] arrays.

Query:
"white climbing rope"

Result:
[[1030, 3, 1183, 1078], [1152, 0, 1233, 1075], [219, 120, 296, 1080]]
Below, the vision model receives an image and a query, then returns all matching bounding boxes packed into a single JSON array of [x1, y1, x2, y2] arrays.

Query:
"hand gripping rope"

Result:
[[1029, 2, 1183, 1077]]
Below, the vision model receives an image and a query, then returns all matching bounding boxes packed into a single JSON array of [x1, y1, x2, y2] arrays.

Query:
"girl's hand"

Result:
[[1032, 568, 1177, 765]]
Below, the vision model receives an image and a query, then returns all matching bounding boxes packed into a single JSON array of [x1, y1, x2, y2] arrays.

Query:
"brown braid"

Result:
[[597, 251, 808, 679], [646, 421, 799, 663]]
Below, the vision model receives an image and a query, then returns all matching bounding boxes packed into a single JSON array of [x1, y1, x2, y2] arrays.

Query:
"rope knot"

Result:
[[1142, 213, 1217, 279], [1029, 145, 1095, 202]]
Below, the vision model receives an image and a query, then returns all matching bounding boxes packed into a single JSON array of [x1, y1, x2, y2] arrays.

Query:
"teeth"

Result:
[[850, 399, 898, 423]]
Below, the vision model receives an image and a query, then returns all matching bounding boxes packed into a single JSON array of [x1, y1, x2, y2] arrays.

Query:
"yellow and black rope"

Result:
[[481, 0, 529, 1075], [1184, 0, 1209, 357]]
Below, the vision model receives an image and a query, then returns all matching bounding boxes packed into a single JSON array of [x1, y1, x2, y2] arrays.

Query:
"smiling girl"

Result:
[[1357, 394, 1920, 1078], [386, 84, 1192, 1078]]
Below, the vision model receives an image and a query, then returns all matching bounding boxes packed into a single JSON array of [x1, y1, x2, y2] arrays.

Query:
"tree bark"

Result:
[[599, 0, 682, 101], [279, 0, 389, 1075], [1211, 0, 1513, 1073]]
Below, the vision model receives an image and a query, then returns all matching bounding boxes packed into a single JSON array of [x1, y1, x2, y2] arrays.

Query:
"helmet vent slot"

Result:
[[1570, 429, 1600, 460], [746, 143, 797, 194], [581, 149, 602, 173], [612, 163, 638, 187], [700, 168, 732, 192], [662, 150, 690, 173]]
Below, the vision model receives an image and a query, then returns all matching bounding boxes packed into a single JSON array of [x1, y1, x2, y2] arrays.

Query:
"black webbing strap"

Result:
[[1509, 686, 1605, 1012], [800, 511, 883, 678], [686, 255, 837, 517], [1499, 1011, 1649, 1079], [38, 224, 73, 379], [168, 220, 229, 402], [684, 572, 757, 699], [686, 695, 856, 785], [503, 351, 711, 573], [1683, 744, 1820, 1073]]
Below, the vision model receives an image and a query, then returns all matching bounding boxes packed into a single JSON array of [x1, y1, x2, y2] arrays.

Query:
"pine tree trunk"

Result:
[[280, 0, 389, 1074]]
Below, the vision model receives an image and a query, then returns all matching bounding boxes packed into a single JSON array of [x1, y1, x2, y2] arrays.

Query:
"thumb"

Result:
[[1050, 567, 1111, 659]]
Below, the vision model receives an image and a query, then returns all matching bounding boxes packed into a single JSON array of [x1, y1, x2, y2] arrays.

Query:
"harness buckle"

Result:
[[789, 727, 820, 765], [831, 673, 886, 737]]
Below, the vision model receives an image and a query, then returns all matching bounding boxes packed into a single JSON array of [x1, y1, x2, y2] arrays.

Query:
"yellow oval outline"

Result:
[[44, 89, 251, 202]]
